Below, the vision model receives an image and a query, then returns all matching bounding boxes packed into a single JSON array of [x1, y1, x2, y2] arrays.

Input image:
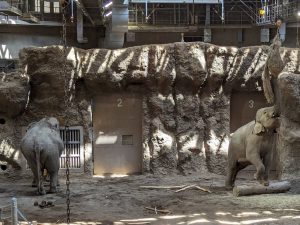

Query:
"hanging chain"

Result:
[[62, 6, 71, 225]]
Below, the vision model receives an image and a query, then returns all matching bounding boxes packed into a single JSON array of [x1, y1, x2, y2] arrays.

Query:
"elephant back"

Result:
[[21, 122, 63, 155]]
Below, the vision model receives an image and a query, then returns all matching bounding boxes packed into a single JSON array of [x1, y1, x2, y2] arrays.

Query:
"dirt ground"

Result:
[[1, 172, 300, 225]]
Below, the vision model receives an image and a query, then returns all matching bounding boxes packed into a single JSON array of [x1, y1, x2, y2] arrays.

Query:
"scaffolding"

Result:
[[128, 0, 300, 26], [256, 0, 299, 25]]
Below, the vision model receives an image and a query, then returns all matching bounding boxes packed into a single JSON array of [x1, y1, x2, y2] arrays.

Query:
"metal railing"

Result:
[[0, 198, 35, 225], [128, 3, 255, 26], [0, 0, 62, 22], [256, 1, 299, 25]]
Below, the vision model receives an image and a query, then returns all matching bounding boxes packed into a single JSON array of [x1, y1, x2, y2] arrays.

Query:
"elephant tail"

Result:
[[34, 141, 42, 194]]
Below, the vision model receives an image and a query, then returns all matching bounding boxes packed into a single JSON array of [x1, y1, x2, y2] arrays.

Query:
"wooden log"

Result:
[[233, 181, 291, 197], [139, 185, 187, 189]]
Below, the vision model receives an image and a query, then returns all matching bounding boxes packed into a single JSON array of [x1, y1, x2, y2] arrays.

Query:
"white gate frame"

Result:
[[59, 126, 84, 173]]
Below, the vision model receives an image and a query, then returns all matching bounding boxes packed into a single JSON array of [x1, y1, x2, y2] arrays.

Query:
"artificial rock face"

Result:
[[277, 72, 300, 178], [0, 42, 299, 177]]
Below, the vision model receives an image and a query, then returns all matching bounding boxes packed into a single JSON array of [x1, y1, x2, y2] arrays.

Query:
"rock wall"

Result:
[[0, 42, 299, 177], [277, 72, 300, 178]]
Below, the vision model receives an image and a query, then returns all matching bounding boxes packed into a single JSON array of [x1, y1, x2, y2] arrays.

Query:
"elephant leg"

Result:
[[225, 160, 238, 189], [29, 163, 46, 195], [247, 150, 265, 184], [29, 164, 39, 187], [32, 177, 37, 187], [48, 172, 59, 193], [262, 153, 273, 186], [233, 162, 248, 182]]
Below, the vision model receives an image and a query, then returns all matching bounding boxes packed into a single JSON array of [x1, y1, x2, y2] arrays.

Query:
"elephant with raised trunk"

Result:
[[225, 106, 280, 189], [21, 117, 64, 195]]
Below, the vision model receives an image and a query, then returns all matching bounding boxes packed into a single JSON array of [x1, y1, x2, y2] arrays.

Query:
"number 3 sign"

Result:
[[248, 100, 254, 108]]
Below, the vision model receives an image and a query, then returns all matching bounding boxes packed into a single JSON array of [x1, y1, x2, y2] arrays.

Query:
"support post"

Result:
[[192, 0, 195, 25], [221, 0, 224, 23], [187, 3, 189, 25], [135, 3, 137, 25], [40, 0, 44, 21], [77, 6, 88, 43], [205, 4, 210, 26], [152, 3, 155, 25], [179, 3, 180, 24], [145, 0, 147, 22], [11, 198, 18, 225], [174, 3, 176, 25]]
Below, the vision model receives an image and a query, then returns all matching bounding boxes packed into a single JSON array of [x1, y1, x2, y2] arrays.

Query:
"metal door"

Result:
[[230, 91, 270, 133], [93, 93, 142, 175]]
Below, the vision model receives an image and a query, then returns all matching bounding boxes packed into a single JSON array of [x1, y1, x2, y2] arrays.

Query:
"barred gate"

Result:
[[59, 126, 84, 170]]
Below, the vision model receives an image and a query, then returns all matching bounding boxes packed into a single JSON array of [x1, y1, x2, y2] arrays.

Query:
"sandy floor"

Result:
[[1, 172, 300, 225]]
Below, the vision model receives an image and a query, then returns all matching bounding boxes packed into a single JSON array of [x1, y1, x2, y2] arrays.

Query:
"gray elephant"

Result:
[[225, 106, 280, 189], [20, 117, 64, 195]]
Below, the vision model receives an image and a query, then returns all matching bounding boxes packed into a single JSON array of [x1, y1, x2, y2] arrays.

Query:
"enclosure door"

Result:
[[230, 91, 270, 133], [93, 93, 142, 175]]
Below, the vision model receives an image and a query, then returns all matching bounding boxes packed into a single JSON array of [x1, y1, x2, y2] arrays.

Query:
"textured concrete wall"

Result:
[[0, 42, 299, 178], [0, 25, 103, 59]]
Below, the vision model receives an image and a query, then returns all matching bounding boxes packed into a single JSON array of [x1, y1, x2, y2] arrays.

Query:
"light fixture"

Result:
[[298, 11, 300, 17], [104, 1, 113, 8], [104, 11, 112, 17]]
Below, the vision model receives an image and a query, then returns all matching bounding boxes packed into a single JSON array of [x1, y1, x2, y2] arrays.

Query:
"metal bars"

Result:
[[59, 127, 82, 169]]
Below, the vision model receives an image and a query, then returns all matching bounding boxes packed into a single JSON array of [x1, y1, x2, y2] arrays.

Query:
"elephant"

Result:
[[20, 117, 64, 195], [225, 106, 280, 189]]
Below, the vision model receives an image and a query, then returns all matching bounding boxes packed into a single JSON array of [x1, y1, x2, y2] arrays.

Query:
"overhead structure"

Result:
[[21, 13, 40, 23], [0, 1, 22, 16], [74, 0, 95, 26], [130, 0, 222, 3], [103, 0, 129, 49]]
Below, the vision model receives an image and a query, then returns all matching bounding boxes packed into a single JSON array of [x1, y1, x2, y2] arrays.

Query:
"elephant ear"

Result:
[[253, 122, 265, 135]]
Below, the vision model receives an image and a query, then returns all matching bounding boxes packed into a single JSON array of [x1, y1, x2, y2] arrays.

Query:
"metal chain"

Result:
[[62, 6, 71, 224]]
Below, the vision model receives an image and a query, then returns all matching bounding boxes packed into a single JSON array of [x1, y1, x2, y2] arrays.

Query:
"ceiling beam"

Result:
[[74, 0, 95, 26]]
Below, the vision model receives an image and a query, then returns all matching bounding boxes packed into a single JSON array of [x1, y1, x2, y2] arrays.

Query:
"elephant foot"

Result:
[[225, 185, 234, 191], [225, 181, 234, 190], [48, 187, 58, 194], [254, 173, 263, 181], [259, 180, 269, 186], [32, 180, 37, 187], [38, 189, 46, 195], [254, 173, 258, 180]]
